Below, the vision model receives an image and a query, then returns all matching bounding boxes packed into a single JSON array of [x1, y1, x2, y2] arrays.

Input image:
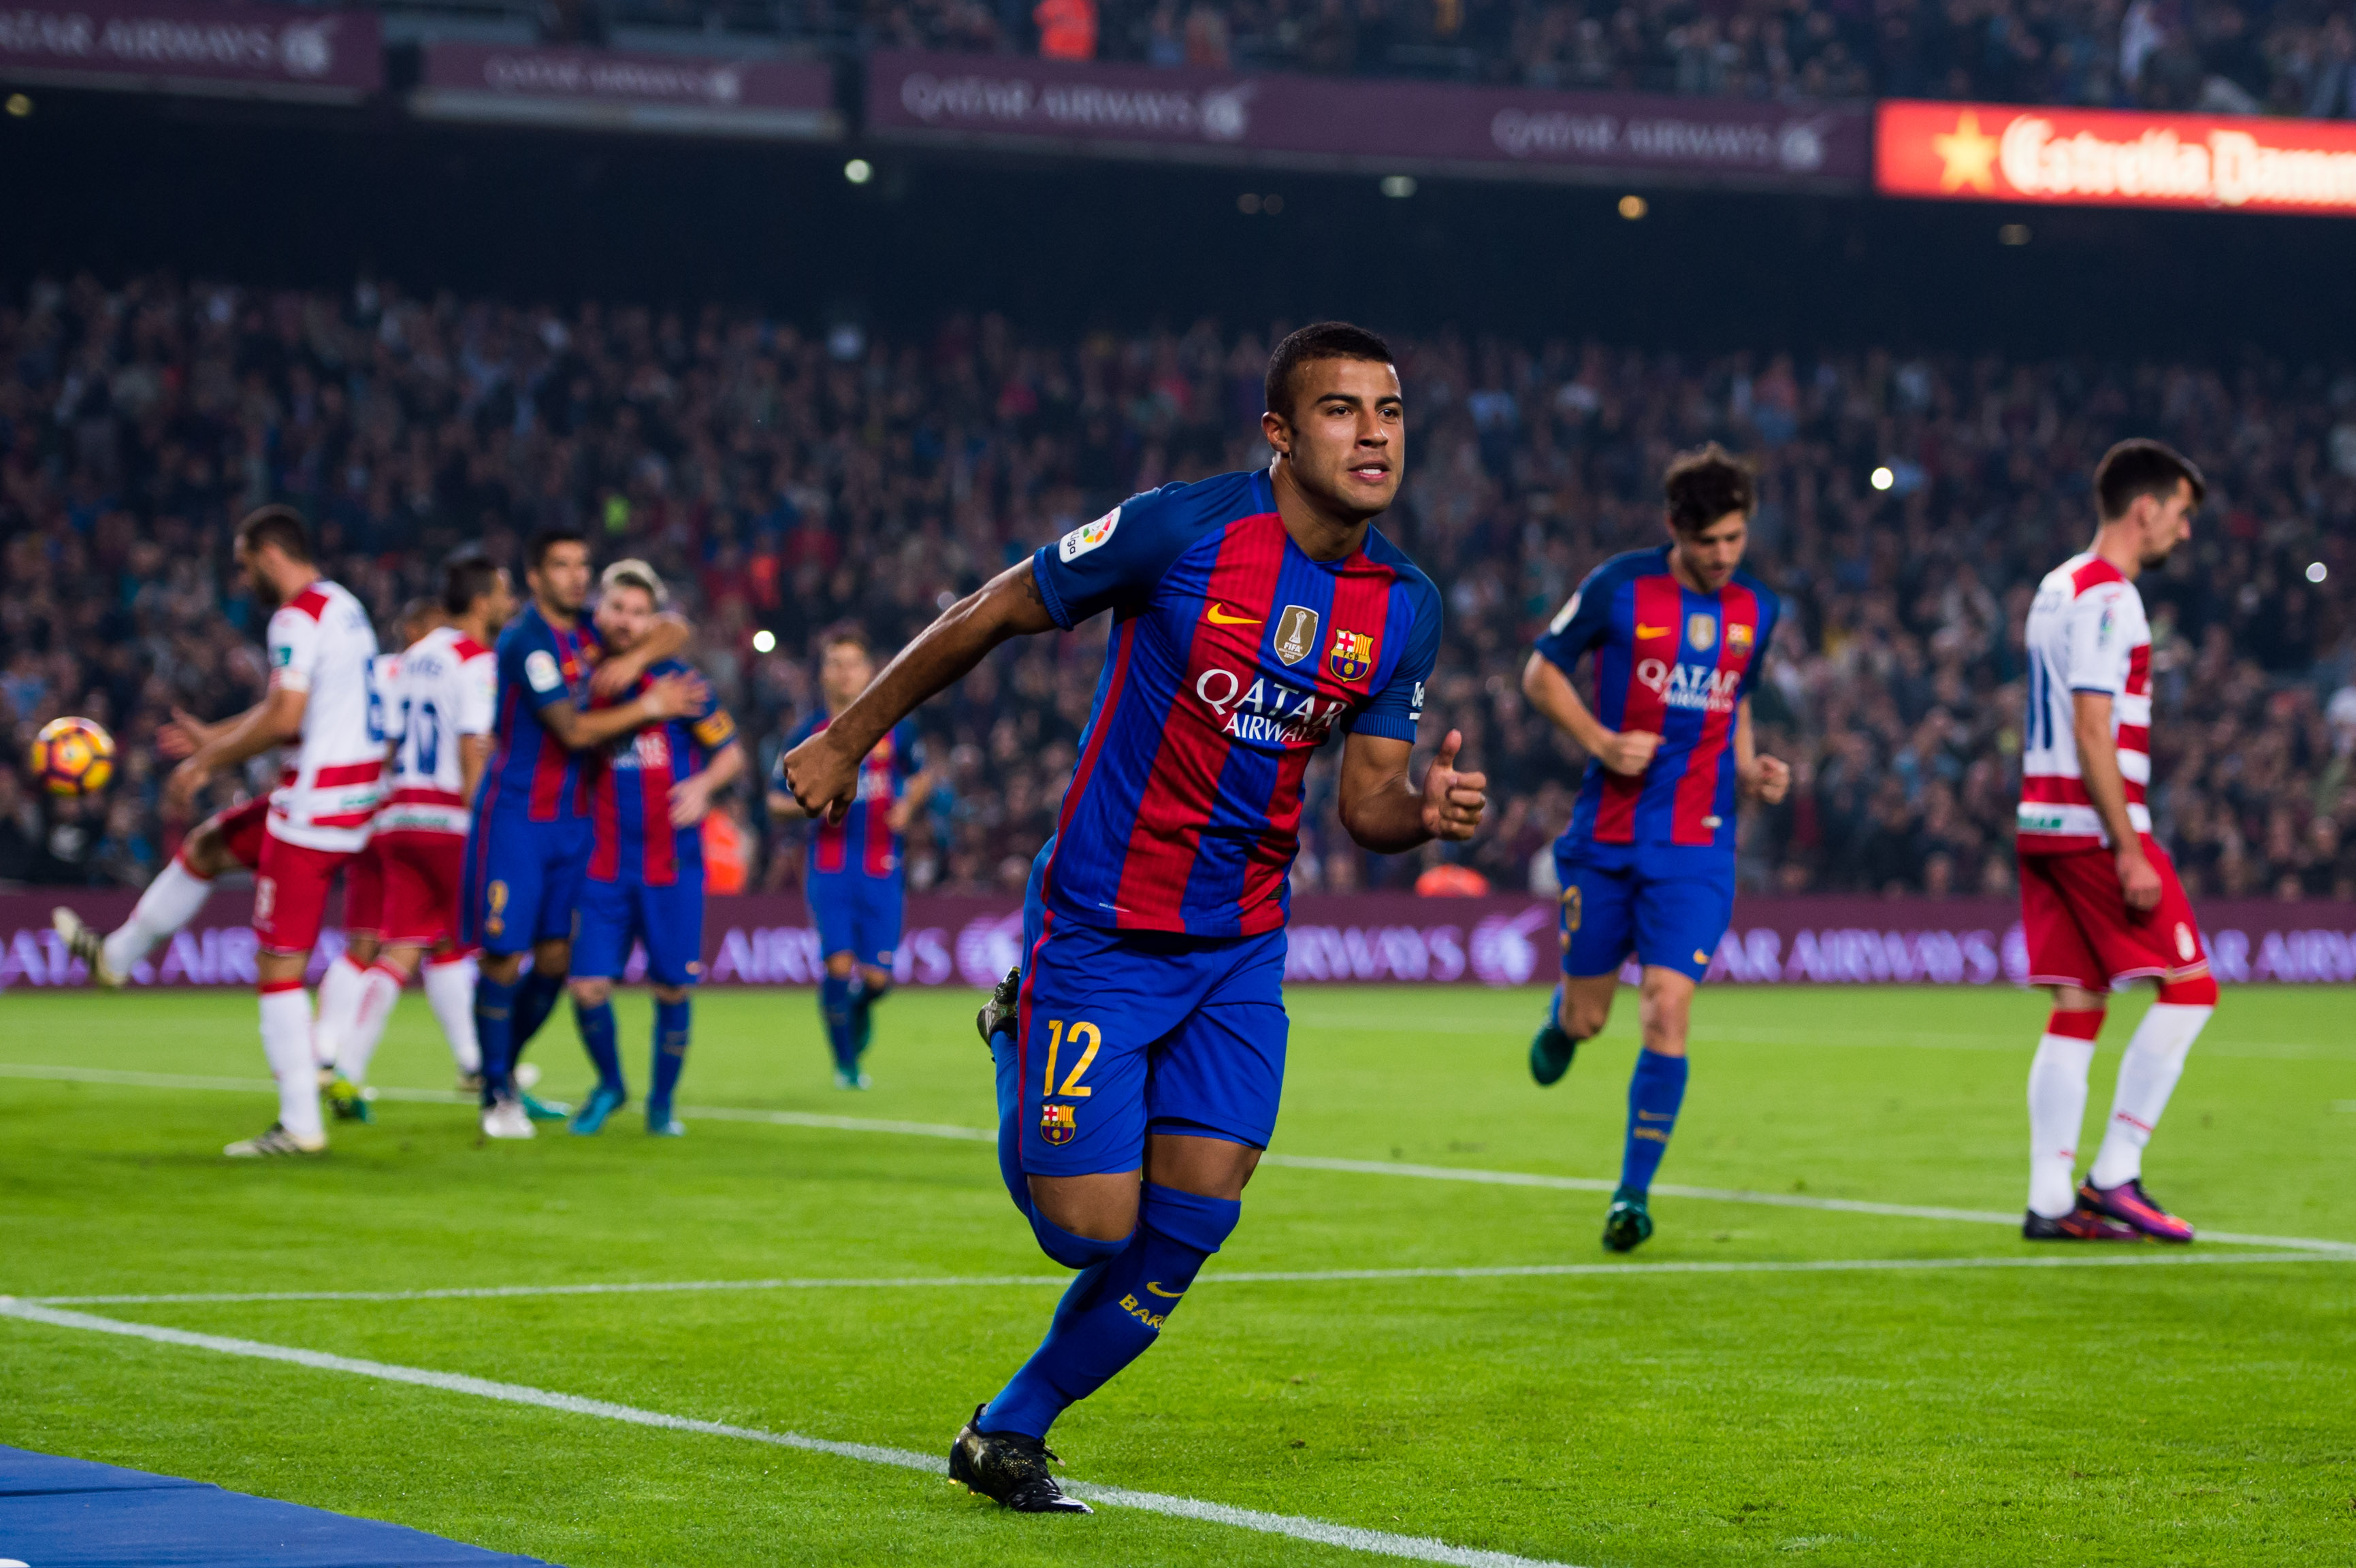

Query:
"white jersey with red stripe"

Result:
[[265, 578, 385, 853], [378, 625, 496, 836], [361, 649, 401, 830], [2018, 552, 2151, 853]]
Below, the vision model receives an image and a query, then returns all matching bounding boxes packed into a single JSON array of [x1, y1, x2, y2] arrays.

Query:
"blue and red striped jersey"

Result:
[[583, 657, 739, 887], [1535, 544, 1780, 860], [479, 602, 605, 824], [1029, 468, 1442, 938], [775, 714, 924, 879]]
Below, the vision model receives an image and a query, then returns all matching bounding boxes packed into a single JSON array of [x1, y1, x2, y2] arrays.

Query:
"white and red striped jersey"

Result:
[[2018, 553, 2151, 854], [265, 578, 385, 853], [378, 625, 496, 836]]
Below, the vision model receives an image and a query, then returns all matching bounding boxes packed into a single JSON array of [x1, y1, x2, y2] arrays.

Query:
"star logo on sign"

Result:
[[1933, 110, 2001, 193]]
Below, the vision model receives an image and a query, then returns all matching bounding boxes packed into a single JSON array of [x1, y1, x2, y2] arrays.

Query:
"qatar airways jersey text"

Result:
[[2018, 553, 2152, 853], [381, 626, 497, 836], [265, 579, 384, 853]]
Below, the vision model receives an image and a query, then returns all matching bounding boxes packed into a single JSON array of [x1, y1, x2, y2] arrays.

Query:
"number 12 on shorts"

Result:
[[1042, 1019, 1101, 1098]]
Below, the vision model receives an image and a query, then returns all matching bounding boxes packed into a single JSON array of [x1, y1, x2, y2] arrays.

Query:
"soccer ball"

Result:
[[29, 717, 115, 796]]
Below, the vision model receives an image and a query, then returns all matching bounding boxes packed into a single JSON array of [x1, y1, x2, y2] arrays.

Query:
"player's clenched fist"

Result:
[[781, 729, 860, 823], [1419, 729, 1488, 842], [1596, 728, 1660, 777], [1741, 753, 1791, 804]]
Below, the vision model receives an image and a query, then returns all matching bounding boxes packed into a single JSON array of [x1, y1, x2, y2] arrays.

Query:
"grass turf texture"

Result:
[[1, 983, 2352, 1568]]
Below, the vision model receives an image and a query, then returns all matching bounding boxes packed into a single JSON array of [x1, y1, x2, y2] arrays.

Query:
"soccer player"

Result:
[[156, 507, 384, 1157], [314, 554, 517, 1107], [767, 629, 935, 1089], [2016, 440, 2216, 1244], [781, 322, 1485, 1513], [1520, 444, 1790, 1253], [464, 526, 701, 1140], [565, 561, 743, 1137]]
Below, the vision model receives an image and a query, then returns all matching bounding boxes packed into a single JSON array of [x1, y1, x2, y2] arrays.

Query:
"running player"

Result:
[[767, 628, 934, 1090], [781, 322, 1485, 1513], [566, 561, 743, 1137], [1521, 444, 1790, 1252], [316, 553, 517, 1108], [2016, 440, 2215, 1243], [156, 507, 383, 1157], [464, 526, 700, 1140]]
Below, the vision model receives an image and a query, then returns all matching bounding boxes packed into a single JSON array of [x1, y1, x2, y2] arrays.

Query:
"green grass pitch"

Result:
[[3, 981, 2353, 1567]]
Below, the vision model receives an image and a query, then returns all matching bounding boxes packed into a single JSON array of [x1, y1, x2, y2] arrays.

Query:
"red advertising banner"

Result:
[[6, 892, 2354, 990], [1876, 99, 2356, 215], [413, 42, 839, 140], [0, 0, 381, 100], [868, 50, 1869, 189]]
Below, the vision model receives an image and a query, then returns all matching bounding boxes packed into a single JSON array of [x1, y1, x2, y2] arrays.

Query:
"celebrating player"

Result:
[[1520, 444, 1790, 1253], [313, 554, 517, 1109], [566, 562, 743, 1137], [767, 628, 935, 1090], [149, 508, 384, 1156], [464, 527, 700, 1140], [2016, 440, 2216, 1243], [783, 322, 1485, 1513]]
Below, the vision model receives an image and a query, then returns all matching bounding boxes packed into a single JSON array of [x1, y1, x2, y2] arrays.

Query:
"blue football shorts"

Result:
[[572, 872, 707, 987], [807, 868, 904, 971], [1555, 847, 1735, 985], [462, 815, 590, 957]]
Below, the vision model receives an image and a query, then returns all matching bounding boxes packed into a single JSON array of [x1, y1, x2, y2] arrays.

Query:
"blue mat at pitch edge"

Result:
[[0, 1446, 555, 1567]]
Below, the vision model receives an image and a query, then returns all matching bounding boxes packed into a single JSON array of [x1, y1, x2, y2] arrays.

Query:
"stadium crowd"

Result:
[[2, 272, 2354, 902]]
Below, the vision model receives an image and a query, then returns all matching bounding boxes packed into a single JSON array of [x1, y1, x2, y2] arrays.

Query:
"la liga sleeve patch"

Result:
[[1058, 507, 1120, 563], [524, 650, 563, 695]]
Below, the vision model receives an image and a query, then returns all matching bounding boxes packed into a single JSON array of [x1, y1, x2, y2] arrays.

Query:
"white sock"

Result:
[[2026, 1033, 2096, 1219], [260, 985, 323, 1141], [105, 858, 214, 975], [423, 956, 482, 1075], [336, 964, 405, 1088], [2087, 1003, 2212, 1189], [312, 956, 367, 1068]]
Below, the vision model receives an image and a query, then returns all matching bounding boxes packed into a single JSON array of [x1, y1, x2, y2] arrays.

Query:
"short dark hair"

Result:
[[821, 625, 872, 657], [527, 524, 587, 574], [442, 548, 502, 617], [235, 504, 311, 564], [1264, 322, 1396, 422], [398, 596, 442, 638], [1662, 443, 1755, 534], [2095, 439, 2206, 521]]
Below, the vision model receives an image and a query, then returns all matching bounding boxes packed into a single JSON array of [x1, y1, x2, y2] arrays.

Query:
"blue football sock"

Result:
[[980, 1183, 1241, 1440], [819, 974, 856, 1071], [650, 997, 690, 1109], [851, 977, 889, 1056], [1620, 1048, 1690, 1193], [474, 973, 517, 1105], [576, 998, 623, 1092], [511, 967, 566, 1066]]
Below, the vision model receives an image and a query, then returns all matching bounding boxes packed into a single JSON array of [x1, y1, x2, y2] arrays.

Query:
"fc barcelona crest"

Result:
[[1274, 605, 1320, 666], [1327, 628, 1376, 684], [1686, 613, 1717, 652], [1040, 1104, 1077, 1146], [1727, 621, 1754, 653]]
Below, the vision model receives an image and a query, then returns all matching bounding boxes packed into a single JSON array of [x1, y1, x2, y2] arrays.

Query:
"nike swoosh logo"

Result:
[[1635, 623, 1671, 638], [1205, 603, 1263, 626], [1144, 1281, 1186, 1298], [1636, 1110, 1675, 1122]]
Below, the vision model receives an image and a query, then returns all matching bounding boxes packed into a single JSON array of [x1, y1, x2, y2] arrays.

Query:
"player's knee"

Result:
[[823, 952, 856, 980], [1029, 1208, 1132, 1269], [2157, 973, 2218, 1007], [2045, 1006, 2104, 1039], [1560, 992, 1610, 1040], [569, 978, 611, 1007], [858, 966, 892, 996], [346, 936, 380, 966], [651, 985, 688, 1004], [479, 952, 523, 985], [183, 825, 229, 878]]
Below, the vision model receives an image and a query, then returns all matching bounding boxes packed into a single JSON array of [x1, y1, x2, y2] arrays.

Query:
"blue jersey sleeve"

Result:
[[1030, 486, 1201, 631], [1346, 577, 1440, 744], [1534, 561, 1619, 676]]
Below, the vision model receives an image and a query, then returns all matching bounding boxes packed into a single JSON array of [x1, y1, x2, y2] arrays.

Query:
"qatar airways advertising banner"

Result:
[[5, 892, 2355, 990], [1876, 99, 2356, 216], [413, 42, 839, 140], [868, 50, 1869, 189], [0, 0, 380, 99]]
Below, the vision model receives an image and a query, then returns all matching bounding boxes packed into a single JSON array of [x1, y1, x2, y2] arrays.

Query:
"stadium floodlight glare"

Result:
[[1617, 194, 1647, 219], [843, 158, 873, 185], [1871, 466, 1896, 491], [4, 93, 30, 118], [2308, 561, 2329, 584], [751, 629, 777, 654], [1999, 223, 2032, 245], [1381, 176, 1417, 199]]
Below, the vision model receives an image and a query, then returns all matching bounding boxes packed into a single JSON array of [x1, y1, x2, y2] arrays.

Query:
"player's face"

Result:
[[482, 569, 520, 634], [595, 585, 658, 653], [530, 542, 593, 615], [820, 642, 875, 707], [2137, 478, 2197, 567], [1265, 359, 1405, 519], [1671, 510, 1749, 593], [235, 542, 289, 605]]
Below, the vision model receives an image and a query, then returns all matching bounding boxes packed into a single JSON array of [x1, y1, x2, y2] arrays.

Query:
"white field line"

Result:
[[7, 1060, 2352, 1256], [0, 1298, 1577, 1568], [20, 1248, 2351, 1307]]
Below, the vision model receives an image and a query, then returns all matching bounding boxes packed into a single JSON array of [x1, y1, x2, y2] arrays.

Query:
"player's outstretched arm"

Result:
[[1338, 730, 1487, 853], [669, 738, 746, 828], [783, 560, 1057, 823], [2071, 689, 2161, 911], [589, 610, 694, 698], [1521, 651, 1658, 776], [539, 672, 707, 753], [165, 687, 306, 815]]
